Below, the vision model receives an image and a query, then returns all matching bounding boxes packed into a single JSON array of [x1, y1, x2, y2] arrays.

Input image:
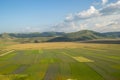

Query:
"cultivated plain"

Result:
[[0, 42, 120, 80]]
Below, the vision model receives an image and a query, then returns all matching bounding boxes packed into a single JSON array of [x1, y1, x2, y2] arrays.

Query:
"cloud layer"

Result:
[[102, 0, 108, 5], [51, 0, 120, 32], [65, 6, 101, 22]]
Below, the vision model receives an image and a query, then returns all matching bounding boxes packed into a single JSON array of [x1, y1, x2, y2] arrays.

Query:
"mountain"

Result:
[[0, 33, 14, 40], [48, 37, 72, 42], [65, 30, 106, 40], [0, 30, 120, 42], [48, 30, 120, 42], [48, 30, 108, 42], [0, 33, 16, 43], [39, 32, 65, 37], [103, 32, 120, 38], [8, 32, 65, 38]]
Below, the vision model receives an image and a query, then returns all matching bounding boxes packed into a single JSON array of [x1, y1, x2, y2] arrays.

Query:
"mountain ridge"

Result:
[[0, 30, 120, 42], [48, 30, 120, 42]]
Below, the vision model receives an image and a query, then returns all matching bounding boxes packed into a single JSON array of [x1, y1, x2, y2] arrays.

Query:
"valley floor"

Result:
[[0, 42, 120, 80]]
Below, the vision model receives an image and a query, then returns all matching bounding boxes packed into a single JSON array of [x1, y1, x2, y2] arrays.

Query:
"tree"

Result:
[[34, 40, 39, 43]]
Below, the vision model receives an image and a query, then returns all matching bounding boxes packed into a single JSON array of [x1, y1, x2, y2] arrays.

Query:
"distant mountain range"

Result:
[[48, 30, 120, 42], [8, 32, 65, 38], [0, 30, 120, 42]]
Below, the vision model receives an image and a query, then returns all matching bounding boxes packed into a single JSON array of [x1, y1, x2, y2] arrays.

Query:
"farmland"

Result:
[[0, 42, 120, 80]]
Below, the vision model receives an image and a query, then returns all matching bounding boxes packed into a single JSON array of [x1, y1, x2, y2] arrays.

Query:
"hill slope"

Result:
[[48, 30, 109, 42], [103, 32, 120, 38], [0, 30, 120, 42], [8, 32, 65, 38], [65, 30, 106, 40]]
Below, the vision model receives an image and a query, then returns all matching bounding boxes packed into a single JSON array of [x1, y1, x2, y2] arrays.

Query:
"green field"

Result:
[[0, 43, 120, 80]]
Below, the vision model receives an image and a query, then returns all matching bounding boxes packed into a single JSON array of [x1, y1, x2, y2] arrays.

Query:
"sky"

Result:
[[0, 0, 120, 33]]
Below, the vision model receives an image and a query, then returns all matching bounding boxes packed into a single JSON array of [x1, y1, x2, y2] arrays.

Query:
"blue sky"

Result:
[[0, 0, 120, 33]]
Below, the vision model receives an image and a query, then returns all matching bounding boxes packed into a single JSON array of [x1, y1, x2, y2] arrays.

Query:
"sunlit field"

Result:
[[0, 42, 120, 80], [1, 0, 120, 79]]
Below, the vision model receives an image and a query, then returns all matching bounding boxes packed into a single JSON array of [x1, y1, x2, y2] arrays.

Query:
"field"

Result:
[[0, 42, 120, 80]]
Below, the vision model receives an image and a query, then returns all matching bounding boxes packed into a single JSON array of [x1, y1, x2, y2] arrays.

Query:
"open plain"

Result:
[[0, 42, 120, 80]]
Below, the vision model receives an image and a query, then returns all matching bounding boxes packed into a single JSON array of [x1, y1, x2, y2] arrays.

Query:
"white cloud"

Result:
[[75, 6, 101, 18], [22, 27, 41, 33], [65, 6, 101, 22], [52, 22, 79, 32], [100, 0, 120, 15], [21, 26, 50, 33], [84, 14, 120, 32], [65, 14, 74, 21], [52, 0, 120, 32], [102, 0, 108, 5]]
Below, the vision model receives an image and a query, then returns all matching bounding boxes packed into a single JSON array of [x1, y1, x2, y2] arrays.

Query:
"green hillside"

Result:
[[65, 30, 106, 40], [0, 30, 120, 42], [48, 30, 108, 42]]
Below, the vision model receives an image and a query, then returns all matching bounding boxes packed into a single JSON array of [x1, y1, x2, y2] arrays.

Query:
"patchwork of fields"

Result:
[[0, 43, 120, 80]]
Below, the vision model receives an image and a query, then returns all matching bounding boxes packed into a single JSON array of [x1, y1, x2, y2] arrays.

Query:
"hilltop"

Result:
[[48, 30, 120, 42], [0, 30, 120, 43]]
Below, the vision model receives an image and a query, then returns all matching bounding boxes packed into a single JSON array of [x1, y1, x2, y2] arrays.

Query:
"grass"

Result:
[[0, 42, 120, 80], [72, 57, 94, 62], [6, 42, 120, 50], [0, 50, 15, 57], [0, 74, 28, 80]]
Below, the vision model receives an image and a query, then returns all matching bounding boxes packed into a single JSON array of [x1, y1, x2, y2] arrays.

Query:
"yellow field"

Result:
[[73, 57, 94, 62], [0, 42, 120, 80], [0, 50, 14, 56], [6, 42, 120, 50]]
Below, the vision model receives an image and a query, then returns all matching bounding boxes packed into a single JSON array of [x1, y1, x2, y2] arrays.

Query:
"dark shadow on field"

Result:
[[80, 40, 120, 44], [11, 65, 29, 74], [44, 63, 59, 80]]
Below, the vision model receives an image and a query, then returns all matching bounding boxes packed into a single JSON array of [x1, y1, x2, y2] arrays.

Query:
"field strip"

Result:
[[72, 57, 94, 62], [39, 49, 43, 54], [34, 54, 39, 63], [67, 79, 77, 80], [63, 52, 94, 62], [81, 47, 107, 52], [0, 50, 15, 57], [0, 74, 28, 79], [44, 64, 59, 80], [11, 65, 28, 74]]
